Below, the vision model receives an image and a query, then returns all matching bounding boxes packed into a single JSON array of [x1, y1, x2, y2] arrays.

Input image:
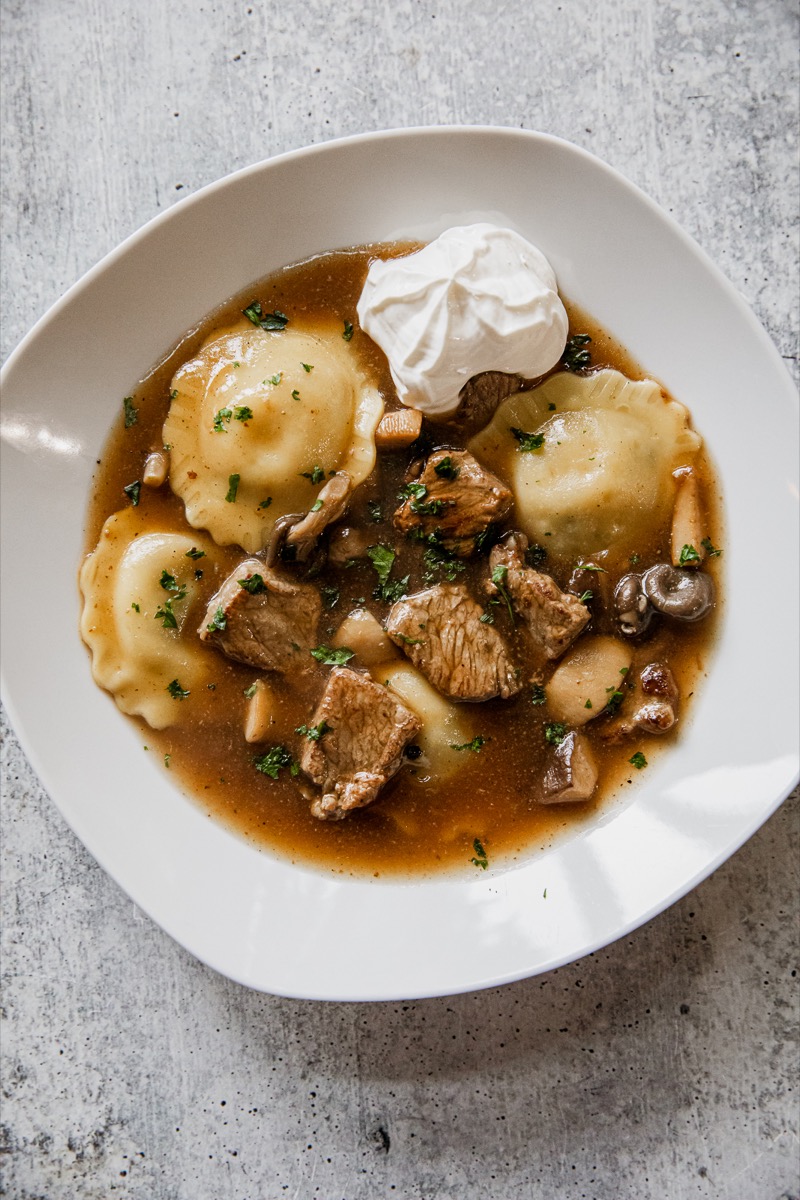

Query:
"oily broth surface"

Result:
[[85, 245, 722, 878]]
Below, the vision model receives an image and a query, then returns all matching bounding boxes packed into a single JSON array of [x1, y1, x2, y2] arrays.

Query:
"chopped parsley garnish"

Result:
[[678, 543, 702, 566], [159, 570, 183, 593], [579, 590, 593, 604], [166, 679, 190, 700], [268, 372, 283, 385], [234, 406, 253, 422], [300, 465, 325, 485], [164, 754, 171, 768], [395, 633, 426, 646], [479, 612, 494, 624], [295, 720, 332, 741], [123, 480, 141, 507], [510, 426, 545, 452], [544, 722, 568, 746], [185, 547, 205, 560], [701, 536, 722, 558], [320, 585, 340, 609], [253, 745, 299, 779], [170, 389, 178, 401], [629, 552, 641, 565], [225, 473, 240, 503], [154, 575, 186, 627], [367, 500, 383, 523], [490, 563, 515, 624], [123, 396, 138, 428], [604, 687, 624, 715], [421, 541, 466, 584], [310, 645, 355, 666], [525, 543, 548, 568], [585, 699, 593, 709], [258, 497, 273, 509], [577, 562, 607, 573], [291, 389, 301, 401], [301, 362, 313, 373], [310, 498, 323, 513], [207, 607, 227, 632], [213, 407, 232, 432], [342, 319, 354, 341], [629, 751, 648, 769], [367, 544, 409, 603], [131, 602, 140, 613], [470, 838, 488, 870], [399, 481, 443, 516], [238, 574, 266, 594], [243, 302, 289, 330], [244, 682, 259, 698], [451, 735, 488, 753], [434, 456, 459, 480], [154, 603, 178, 629], [561, 333, 592, 371], [531, 684, 547, 706]]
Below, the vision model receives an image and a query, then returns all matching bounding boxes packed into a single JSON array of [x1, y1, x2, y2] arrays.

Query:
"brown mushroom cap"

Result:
[[642, 563, 714, 621], [614, 573, 653, 636]]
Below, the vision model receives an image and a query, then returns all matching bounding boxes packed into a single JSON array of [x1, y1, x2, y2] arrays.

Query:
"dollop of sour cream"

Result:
[[357, 224, 569, 418]]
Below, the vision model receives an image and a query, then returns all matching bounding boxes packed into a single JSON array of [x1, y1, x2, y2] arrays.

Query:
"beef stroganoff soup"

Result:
[[80, 233, 722, 877]]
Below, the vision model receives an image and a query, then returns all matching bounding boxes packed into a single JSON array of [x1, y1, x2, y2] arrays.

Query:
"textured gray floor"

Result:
[[1, 1, 798, 1198]]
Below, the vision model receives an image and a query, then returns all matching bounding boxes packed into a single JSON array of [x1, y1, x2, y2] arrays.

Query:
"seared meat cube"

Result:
[[542, 731, 598, 804], [488, 532, 590, 660], [199, 558, 321, 673], [393, 449, 512, 557], [386, 583, 521, 701], [444, 371, 524, 435], [300, 667, 421, 821]]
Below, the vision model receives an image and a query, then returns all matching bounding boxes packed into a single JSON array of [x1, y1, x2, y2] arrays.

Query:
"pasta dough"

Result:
[[468, 370, 701, 561], [80, 508, 217, 728], [163, 326, 383, 552], [369, 660, 478, 780]]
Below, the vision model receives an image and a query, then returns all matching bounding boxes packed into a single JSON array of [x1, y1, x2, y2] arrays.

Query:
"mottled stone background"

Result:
[[1, 1, 798, 1197]]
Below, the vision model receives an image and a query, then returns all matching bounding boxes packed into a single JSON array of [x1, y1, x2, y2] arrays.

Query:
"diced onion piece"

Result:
[[546, 636, 633, 726], [244, 679, 277, 743], [369, 660, 476, 779]]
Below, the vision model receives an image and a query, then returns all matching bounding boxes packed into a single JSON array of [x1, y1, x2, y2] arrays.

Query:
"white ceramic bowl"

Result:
[[2, 128, 798, 1000]]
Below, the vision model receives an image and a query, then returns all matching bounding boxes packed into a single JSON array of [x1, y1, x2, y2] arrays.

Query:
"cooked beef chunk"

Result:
[[542, 731, 598, 804], [386, 583, 521, 701], [443, 371, 524, 434], [393, 449, 512, 557], [199, 558, 321, 672], [300, 666, 421, 820], [488, 532, 590, 660]]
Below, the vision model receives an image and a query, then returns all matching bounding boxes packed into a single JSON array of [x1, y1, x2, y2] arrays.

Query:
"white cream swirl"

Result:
[[357, 223, 569, 417]]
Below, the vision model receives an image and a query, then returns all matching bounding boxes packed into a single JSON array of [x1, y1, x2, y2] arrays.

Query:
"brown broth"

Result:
[[83, 244, 723, 878]]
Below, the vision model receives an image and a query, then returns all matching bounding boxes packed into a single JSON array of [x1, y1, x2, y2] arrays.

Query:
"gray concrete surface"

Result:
[[1, 1, 798, 1197]]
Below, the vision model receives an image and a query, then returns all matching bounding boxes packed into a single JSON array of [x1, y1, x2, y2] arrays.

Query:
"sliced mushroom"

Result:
[[614, 573, 653, 636], [285, 472, 353, 561], [265, 512, 304, 568], [375, 407, 423, 450], [642, 563, 714, 621], [671, 469, 705, 568], [327, 523, 373, 565], [541, 731, 598, 804], [143, 450, 169, 488]]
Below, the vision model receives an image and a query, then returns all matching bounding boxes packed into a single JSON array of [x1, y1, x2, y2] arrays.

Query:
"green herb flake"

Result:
[[131, 602, 140, 613], [526, 543, 548, 568], [701, 536, 723, 558], [678, 543, 702, 567], [531, 684, 547, 706], [154, 602, 178, 629], [166, 678, 190, 700], [561, 333, 592, 372], [238, 574, 266, 594], [479, 612, 494, 625], [243, 302, 289, 331], [207, 607, 227, 633], [244, 682, 259, 698], [579, 590, 593, 604], [629, 552, 641, 566], [321, 585, 340, 610], [629, 751, 648, 769], [185, 547, 205, 560], [367, 500, 383, 523], [123, 396, 138, 428], [291, 389, 301, 401], [295, 720, 332, 741], [164, 754, 171, 768], [544, 722, 568, 746], [470, 838, 489, 869], [258, 497, 273, 509], [395, 633, 426, 646], [604, 688, 624, 715], [300, 466, 326, 485], [548, 403, 556, 412], [434, 456, 460, 480], [225, 473, 240, 503], [160, 570, 181, 592], [310, 498, 323, 513], [234, 406, 253, 422], [585, 699, 593, 709], [310, 645, 355, 666], [510, 426, 545, 452], [268, 372, 283, 385], [123, 480, 141, 507], [301, 362, 313, 373], [253, 745, 299, 779], [342, 319, 354, 342], [169, 389, 178, 401], [213, 407, 232, 432], [490, 564, 515, 624], [451, 735, 488, 753]]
